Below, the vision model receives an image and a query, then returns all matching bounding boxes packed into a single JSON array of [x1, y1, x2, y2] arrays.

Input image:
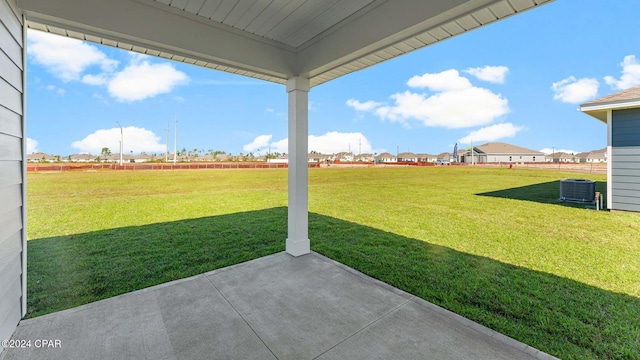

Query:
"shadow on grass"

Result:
[[28, 207, 637, 359], [476, 180, 608, 208]]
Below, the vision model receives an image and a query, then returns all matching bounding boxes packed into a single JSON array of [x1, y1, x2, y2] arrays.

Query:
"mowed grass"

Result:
[[27, 167, 640, 359]]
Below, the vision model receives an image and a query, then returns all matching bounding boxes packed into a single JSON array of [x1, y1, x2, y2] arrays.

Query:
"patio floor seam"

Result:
[[203, 273, 278, 360], [311, 298, 412, 360]]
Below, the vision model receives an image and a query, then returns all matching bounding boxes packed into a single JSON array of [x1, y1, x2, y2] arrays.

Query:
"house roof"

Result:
[[375, 152, 395, 158], [474, 142, 544, 155], [581, 85, 640, 122], [19, 0, 552, 87], [397, 152, 416, 157], [586, 148, 607, 159]]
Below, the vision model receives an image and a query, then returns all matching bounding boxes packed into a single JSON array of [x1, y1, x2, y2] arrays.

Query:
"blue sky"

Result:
[[25, 0, 640, 157]]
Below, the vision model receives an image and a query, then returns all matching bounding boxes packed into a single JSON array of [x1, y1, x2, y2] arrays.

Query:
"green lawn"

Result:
[[27, 167, 640, 359]]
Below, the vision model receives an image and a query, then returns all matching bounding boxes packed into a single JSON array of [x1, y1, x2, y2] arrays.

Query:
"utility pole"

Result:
[[165, 123, 169, 162], [116, 121, 123, 166], [359, 137, 361, 155], [173, 114, 178, 165]]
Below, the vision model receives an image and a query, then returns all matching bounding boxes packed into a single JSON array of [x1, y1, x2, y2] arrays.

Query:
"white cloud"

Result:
[[375, 88, 508, 128], [26, 138, 39, 153], [71, 126, 165, 154], [604, 55, 640, 90], [268, 132, 373, 154], [243, 134, 273, 152], [539, 148, 578, 155], [265, 107, 275, 113], [464, 66, 509, 84], [28, 30, 118, 82], [45, 85, 65, 96], [346, 99, 382, 111], [81, 73, 109, 86], [350, 69, 509, 129], [107, 61, 189, 102], [407, 69, 472, 91], [458, 123, 525, 144], [551, 76, 599, 104], [28, 30, 188, 102]]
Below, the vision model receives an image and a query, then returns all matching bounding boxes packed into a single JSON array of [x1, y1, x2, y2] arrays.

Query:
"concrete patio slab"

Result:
[[1, 252, 557, 360]]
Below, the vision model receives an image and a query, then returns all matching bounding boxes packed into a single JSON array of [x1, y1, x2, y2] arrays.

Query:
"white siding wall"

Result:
[[464, 154, 545, 163], [0, 0, 25, 350]]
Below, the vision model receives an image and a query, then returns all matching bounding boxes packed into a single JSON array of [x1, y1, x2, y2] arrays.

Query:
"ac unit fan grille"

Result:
[[560, 179, 596, 202]]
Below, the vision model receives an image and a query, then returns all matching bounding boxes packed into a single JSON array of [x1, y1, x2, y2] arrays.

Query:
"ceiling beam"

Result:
[[296, 0, 506, 78], [17, 0, 296, 79]]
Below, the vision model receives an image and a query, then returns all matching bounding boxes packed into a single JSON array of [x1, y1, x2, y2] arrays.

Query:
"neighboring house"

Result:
[[354, 153, 374, 162], [554, 152, 579, 163], [26, 152, 54, 163], [575, 152, 589, 163], [374, 152, 397, 163], [397, 152, 417, 162], [415, 153, 434, 162], [268, 155, 288, 163], [332, 152, 354, 162], [435, 152, 454, 162], [461, 142, 545, 163], [581, 85, 640, 212], [70, 153, 95, 162], [586, 148, 607, 163], [198, 154, 215, 162], [132, 153, 152, 163], [308, 153, 327, 163]]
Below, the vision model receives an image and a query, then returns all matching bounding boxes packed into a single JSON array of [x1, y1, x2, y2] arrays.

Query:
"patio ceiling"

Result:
[[18, 0, 552, 86]]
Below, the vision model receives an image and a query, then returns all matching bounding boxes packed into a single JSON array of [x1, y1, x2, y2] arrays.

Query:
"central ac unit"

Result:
[[560, 179, 596, 202]]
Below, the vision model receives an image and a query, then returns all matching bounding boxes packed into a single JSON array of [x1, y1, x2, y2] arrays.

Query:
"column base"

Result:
[[286, 238, 310, 257]]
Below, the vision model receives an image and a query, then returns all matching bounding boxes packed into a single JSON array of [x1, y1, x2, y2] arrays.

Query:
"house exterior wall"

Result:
[[464, 154, 544, 163], [611, 108, 640, 212], [0, 0, 25, 351]]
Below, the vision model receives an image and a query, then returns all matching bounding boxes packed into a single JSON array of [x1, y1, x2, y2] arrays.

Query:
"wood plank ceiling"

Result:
[[23, 0, 553, 87]]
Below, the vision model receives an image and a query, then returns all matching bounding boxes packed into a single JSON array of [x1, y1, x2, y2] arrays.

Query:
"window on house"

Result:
[[509, 156, 512, 161], [533, 156, 536, 161]]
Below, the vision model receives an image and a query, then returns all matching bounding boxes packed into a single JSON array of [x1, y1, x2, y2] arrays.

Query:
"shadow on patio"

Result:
[[475, 180, 607, 207], [20, 207, 636, 359]]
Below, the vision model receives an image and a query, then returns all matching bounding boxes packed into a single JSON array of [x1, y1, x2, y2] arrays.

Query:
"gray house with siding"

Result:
[[0, 0, 26, 347], [581, 86, 640, 212]]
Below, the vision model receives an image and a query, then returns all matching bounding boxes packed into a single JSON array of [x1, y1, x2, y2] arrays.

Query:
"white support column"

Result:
[[606, 110, 613, 210], [286, 77, 310, 256]]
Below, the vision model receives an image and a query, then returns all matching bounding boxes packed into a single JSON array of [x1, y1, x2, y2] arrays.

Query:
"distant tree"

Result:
[[66, 155, 72, 162], [39, 156, 48, 163], [54, 155, 61, 163], [101, 147, 111, 160]]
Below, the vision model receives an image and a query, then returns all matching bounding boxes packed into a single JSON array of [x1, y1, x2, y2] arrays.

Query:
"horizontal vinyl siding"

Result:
[[0, 78, 21, 115], [612, 109, 640, 147], [0, 0, 24, 349], [611, 111, 640, 211], [0, 160, 21, 186], [0, 132, 22, 160], [0, 277, 21, 344], [0, 104, 22, 137]]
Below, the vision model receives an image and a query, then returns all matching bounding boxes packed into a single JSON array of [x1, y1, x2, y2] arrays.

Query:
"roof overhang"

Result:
[[580, 99, 640, 123], [17, 0, 553, 87]]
